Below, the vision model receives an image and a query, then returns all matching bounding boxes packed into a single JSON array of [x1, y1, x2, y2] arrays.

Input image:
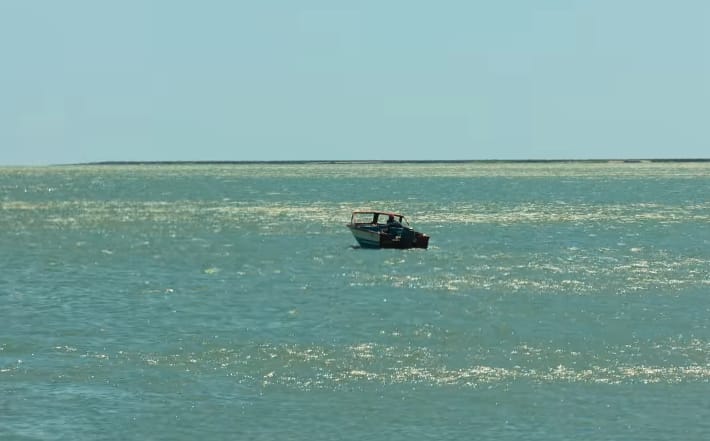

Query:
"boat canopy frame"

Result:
[[349, 211, 411, 227]]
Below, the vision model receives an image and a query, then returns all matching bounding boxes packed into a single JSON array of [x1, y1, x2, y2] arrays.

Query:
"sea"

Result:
[[1, 161, 709, 440]]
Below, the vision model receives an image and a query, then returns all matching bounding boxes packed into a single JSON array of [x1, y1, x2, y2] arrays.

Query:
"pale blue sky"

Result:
[[1, 0, 708, 165]]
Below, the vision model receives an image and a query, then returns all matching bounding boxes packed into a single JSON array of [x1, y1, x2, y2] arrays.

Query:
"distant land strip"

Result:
[[74, 159, 710, 166]]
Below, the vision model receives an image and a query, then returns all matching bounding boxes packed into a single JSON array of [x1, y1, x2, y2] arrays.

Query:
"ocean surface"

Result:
[[2, 161, 709, 440]]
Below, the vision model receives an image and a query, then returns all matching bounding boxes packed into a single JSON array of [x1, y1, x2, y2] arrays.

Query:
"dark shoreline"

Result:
[[72, 159, 710, 166]]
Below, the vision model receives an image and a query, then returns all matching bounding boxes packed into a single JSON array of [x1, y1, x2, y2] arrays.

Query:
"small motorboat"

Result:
[[346, 211, 430, 249]]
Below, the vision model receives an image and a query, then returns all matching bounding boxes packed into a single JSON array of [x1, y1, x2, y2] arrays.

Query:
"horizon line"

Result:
[[66, 158, 710, 166]]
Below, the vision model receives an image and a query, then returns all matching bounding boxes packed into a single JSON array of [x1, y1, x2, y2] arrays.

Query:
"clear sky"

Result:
[[1, 0, 708, 165]]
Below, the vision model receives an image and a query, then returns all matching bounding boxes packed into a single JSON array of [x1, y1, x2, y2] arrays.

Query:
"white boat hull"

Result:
[[347, 226, 382, 248]]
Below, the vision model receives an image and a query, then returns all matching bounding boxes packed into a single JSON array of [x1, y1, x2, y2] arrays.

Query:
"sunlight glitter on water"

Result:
[[27, 339, 710, 390], [3, 200, 709, 231]]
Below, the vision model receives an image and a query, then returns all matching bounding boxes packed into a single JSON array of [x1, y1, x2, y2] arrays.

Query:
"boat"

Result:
[[346, 211, 430, 249]]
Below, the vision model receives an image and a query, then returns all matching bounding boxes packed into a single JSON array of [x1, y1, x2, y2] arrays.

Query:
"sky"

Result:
[[1, 0, 708, 165]]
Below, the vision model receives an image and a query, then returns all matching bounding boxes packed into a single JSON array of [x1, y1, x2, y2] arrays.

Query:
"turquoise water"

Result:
[[2, 162, 710, 440]]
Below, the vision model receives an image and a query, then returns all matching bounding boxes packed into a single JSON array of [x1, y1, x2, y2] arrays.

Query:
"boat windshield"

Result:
[[351, 212, 411, 227], [351, 212, 379, 224]]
